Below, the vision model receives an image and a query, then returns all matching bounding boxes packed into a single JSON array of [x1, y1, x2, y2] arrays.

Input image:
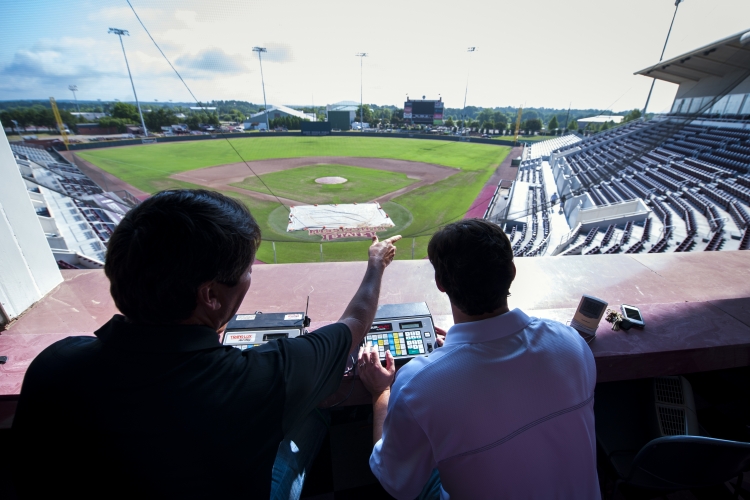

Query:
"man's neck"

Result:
[[451, 303, 510, 325]]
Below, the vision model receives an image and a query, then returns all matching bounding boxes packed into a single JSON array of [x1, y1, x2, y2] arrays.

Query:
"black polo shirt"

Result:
[[12, 315, 351, 499]]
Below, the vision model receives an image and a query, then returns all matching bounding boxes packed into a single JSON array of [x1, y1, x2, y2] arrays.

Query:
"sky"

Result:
[[1, 0, 749, 114]]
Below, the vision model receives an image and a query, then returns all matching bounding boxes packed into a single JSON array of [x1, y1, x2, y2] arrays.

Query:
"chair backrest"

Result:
[[629, 435, 750, 489]]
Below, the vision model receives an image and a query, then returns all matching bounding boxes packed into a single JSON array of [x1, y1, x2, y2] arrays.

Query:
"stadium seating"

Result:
[[526, 116, 750, 255], [526, 135, 581, 160], [11, 143, 115, 250]]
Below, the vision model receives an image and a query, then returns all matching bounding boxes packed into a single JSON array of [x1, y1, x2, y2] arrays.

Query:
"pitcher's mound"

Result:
[[315, 176, 347, 184]]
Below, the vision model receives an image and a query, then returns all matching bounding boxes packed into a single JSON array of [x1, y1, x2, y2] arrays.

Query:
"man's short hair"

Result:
[[427, 219, 514, 316], [105, 189, 261, 324]]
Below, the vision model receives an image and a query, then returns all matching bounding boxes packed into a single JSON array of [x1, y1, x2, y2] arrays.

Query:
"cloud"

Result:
[[175, 47, 247, 74], [0, 37, 112, 82], [259, 43, 293, 63]]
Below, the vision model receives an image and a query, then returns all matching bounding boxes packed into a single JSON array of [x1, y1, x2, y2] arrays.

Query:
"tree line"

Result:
[[1, 99, 644, 136]]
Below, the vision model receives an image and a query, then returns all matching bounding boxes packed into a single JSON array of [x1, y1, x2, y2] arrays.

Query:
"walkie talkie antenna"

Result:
[[303, 296, 311, 329]]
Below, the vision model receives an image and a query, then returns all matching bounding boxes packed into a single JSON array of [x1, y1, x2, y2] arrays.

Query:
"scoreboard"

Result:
[[404, 99, 444, 125]]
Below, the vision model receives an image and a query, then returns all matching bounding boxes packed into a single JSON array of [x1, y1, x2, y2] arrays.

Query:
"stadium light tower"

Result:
[[356, 53, 368, 132], [463, 47, 476, 135], [252, 47, 269, 130], [68, 85, 80, 113], [108, 28, 148, 137], [642, 0, 684, 119]]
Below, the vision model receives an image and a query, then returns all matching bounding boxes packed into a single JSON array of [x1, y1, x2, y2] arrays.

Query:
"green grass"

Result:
[[76, 136, 502, 193], [230, 164, 416, 205], [78, 137, 510, 263]]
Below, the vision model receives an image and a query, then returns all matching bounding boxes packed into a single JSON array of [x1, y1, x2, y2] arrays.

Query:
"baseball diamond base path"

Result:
[[171, 156, 458, 206]]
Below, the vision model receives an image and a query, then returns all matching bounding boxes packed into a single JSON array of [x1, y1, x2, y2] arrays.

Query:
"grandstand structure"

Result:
[[492, 30, 750, 257], [10, 143, 136, 269]]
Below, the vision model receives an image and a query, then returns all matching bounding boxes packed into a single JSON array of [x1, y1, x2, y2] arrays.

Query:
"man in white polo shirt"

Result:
[[358, 219, 600, 499]]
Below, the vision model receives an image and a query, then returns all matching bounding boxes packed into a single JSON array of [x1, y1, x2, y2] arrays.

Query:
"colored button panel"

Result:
[[366, 330, 426, 358]]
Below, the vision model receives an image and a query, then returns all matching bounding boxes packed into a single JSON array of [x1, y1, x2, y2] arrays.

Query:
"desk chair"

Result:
[[596, 377, 750, 498]]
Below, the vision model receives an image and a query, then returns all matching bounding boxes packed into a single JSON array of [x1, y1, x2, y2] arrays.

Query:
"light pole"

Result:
[[68, 85, 80, 113], [462, 47, 476, 135], [108, 28, 148, 137], [356, 53, 367, 132], [10, 119, 22, 140], [642, 0, 684, 119], [252, 47, 269, 130]]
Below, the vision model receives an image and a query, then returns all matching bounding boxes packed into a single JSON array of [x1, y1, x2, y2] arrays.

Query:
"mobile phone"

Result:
[[621, 304, 645, 328]]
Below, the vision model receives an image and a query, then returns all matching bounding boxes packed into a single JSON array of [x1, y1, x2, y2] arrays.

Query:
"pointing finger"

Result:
[[384, 235, 402, 244]]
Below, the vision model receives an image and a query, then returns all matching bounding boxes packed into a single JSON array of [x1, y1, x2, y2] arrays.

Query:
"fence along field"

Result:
[[77, 136, 510, 263]]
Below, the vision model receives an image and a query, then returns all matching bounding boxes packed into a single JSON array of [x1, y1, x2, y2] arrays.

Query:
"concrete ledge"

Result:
[[2, 251, 750, 399]]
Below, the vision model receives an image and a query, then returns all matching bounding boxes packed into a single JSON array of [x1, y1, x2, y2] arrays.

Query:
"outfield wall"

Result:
[[61, 131, 519, 151]]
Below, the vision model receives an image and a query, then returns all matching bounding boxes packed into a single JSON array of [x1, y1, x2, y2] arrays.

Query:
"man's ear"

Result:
[[434, 274, 446, 293], [196, 281, 222, 311]]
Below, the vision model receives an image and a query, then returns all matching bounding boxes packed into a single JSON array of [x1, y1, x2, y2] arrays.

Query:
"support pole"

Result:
[[412, 238, 415, 259], [272, 241, 277, 264], [320, 243, 323, 262], [642, 1, 683, 119]]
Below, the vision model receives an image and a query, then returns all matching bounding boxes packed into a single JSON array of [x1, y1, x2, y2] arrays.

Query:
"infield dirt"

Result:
[[171, 156, 457, 205]]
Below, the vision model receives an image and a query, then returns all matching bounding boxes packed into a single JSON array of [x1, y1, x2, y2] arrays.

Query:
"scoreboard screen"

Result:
[[404, 99, 444, 125]]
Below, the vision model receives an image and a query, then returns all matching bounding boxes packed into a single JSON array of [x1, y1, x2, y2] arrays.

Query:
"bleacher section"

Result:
[[525, 134, 581, 160], [499, 117, 750, 256], [508, 157, 553, 257], [10, 143, 131, 267]]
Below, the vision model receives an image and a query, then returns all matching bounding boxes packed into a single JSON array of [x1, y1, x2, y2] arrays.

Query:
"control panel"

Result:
[[365, 302, 436, 362], [223, 312, 306, 350]]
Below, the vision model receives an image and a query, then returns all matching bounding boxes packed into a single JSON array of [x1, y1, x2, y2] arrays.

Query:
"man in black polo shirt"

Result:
[[12, 189, 400, 499]]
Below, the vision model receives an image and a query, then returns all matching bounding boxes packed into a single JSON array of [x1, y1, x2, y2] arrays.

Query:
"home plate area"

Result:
[[287, 203, 395, 241]]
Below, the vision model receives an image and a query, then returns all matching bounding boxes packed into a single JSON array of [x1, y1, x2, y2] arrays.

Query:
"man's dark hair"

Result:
[[105, 189, 261, 324], [427, 219, 514, 316]]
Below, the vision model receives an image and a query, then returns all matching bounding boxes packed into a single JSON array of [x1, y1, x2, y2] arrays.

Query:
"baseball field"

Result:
[[76, 136, 510, 263]]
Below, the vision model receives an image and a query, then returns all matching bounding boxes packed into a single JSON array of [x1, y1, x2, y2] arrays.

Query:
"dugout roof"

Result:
[[635, 29, 750, 84]]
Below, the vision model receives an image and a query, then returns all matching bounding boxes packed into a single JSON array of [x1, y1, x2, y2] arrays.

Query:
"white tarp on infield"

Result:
[[287, 203, 394, 232]]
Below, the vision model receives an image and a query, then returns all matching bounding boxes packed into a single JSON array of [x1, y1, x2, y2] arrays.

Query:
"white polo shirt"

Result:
[[370, 308, 600, 500]]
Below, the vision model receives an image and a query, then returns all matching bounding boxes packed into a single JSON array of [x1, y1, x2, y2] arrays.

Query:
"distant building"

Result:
[[244, 105, 311, 129], [326, 101, 359, 130], [77, 123, 118, 135], [71, 112, 106, 121]]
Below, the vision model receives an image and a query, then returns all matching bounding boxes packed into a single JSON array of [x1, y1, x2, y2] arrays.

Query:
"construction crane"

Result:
[[513, 106, 523, 145], [49, 97, 70, 151]]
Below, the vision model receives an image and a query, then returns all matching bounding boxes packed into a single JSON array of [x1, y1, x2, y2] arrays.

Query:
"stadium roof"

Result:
[[577, 115, 624, 124], [635, 29, 750, 84], [249, 104, 308, 120]]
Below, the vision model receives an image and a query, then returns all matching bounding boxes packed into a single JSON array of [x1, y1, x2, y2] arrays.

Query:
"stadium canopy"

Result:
[[635, 29, 750, 84], [249, 104, 311, 120], [577, 115, 624, 126]]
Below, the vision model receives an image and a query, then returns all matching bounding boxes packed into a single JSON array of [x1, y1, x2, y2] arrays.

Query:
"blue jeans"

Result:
[[416, 469, 442, 500], [270, 409, 330, 500], [270, 410, 442, 500]]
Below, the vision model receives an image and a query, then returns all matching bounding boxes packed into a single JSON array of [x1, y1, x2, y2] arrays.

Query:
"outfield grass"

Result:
[[231, 164, 416, 205], [78, 137, 510, 263], [76, 136, 503, 192]]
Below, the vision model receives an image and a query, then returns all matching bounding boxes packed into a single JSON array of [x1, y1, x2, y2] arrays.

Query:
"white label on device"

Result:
[[226, 333, 257, 344], [236, 314, 256, 321], [284, 314, 303, 321]]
